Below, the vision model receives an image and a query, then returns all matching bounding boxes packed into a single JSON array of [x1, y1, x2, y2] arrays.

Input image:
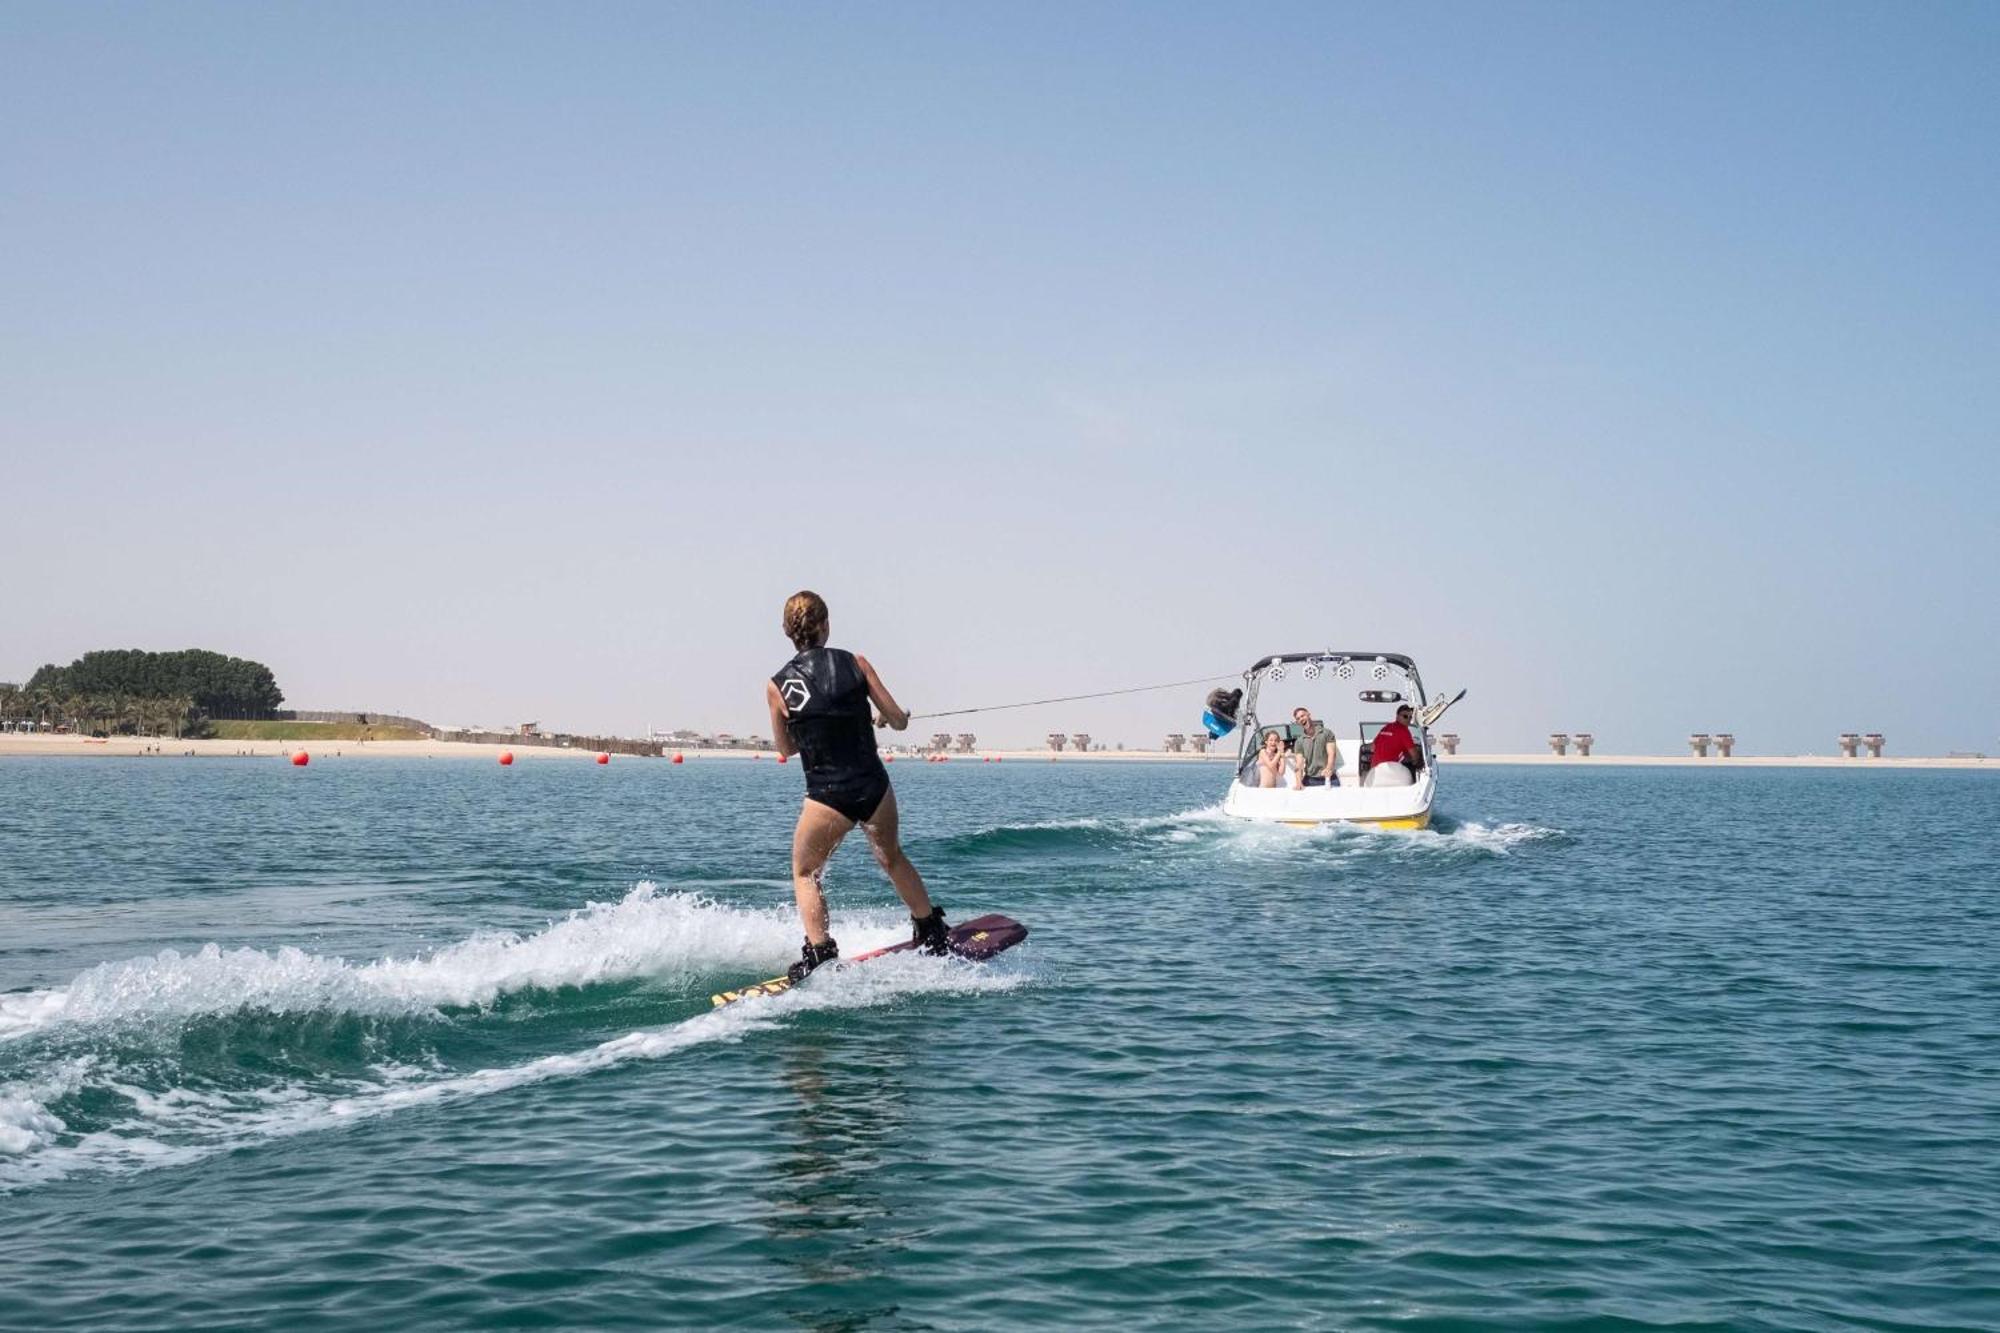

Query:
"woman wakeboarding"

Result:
[[766, 590, 948, 982]]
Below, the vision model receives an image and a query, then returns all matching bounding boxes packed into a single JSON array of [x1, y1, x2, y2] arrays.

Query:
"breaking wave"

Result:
[[1, 884, 811, 1042], [0, 886, 1030, 1192]]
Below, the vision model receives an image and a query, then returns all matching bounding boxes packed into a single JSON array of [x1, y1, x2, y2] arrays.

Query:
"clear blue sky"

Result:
[[3, 2, 1994, 753]]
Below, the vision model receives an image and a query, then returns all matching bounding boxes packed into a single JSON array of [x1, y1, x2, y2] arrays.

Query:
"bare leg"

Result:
[[792, 799, 855, 946], [859, 787, 935, 918]]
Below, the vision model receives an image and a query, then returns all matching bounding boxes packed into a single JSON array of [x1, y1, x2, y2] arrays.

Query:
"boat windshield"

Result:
[[1233, 655, 1428, 779]]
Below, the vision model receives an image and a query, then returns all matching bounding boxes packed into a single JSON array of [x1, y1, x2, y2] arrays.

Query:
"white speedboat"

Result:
[[1217, 651, 1461, 829]]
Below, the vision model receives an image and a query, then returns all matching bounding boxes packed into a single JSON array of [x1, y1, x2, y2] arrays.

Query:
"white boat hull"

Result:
[[1222, 769, 1435, 829]]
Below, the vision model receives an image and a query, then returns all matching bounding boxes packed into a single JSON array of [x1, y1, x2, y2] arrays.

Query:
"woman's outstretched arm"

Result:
[[853, 655, 909, 730]]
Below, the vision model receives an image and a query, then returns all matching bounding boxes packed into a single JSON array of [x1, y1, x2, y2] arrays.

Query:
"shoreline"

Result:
[[0, 734, 1990, 769]]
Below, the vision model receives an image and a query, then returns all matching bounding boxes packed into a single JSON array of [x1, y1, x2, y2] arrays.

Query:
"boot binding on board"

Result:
[[787, 937, 839, 983], [912, 907, 949, 956]]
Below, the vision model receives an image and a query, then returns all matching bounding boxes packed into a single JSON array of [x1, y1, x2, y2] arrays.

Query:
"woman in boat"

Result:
[[1255, 728, 1292, 788], [766, 590, 949, 982]]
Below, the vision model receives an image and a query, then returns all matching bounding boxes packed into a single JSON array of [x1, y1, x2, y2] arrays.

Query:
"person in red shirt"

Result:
[[1370, 704, 1422, 773]]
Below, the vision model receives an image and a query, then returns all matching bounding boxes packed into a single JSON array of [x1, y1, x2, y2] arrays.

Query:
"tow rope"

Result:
[[907, 671, 1239, 722]]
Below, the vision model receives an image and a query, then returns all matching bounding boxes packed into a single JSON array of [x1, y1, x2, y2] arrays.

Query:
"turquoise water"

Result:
[[2, 756, 1997, 1330]]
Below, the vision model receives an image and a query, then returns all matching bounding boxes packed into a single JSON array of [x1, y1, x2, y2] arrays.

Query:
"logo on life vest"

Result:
[[780, 677, 812, 712]]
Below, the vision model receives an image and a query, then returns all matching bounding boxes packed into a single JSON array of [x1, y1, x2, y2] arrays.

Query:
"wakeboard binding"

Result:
[[787, 937, 840, 982], [912, 906, 949, 955]]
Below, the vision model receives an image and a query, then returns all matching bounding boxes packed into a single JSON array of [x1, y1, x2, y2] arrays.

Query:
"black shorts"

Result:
[[807, 772, 891, 824]]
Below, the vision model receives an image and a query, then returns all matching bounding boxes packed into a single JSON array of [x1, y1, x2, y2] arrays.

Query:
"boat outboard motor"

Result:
[[1201, 687, 1242, 740]]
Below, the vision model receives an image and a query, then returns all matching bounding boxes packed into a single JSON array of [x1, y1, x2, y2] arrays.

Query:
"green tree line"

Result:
[[25, 649, 283, 718], [0, 683, 201, 738]]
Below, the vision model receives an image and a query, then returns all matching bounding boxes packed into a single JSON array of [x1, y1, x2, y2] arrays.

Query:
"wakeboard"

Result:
[[711, 913, 1030, 1007]]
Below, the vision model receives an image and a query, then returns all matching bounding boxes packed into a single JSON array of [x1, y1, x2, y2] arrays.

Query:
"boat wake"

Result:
[[0, 886, 1029, 1192], [941, 806, 1565, 860]]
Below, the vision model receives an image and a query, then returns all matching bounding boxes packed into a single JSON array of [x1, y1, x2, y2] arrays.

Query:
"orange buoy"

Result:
[[777, 753, 788, 763], [291, 751, 309, 767], [596, 752, 609, 764], [499, 751, 514, 766], [672, 752, 684, 764]]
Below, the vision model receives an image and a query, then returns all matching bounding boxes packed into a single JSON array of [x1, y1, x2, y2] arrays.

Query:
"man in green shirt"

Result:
[[1290, 707, 1341, 787]]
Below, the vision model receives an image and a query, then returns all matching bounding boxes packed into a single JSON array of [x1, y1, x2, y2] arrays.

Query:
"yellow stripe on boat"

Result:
[[1279, 811, 1432, 830]]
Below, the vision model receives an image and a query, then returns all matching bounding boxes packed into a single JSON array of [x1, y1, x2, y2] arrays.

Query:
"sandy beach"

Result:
[[1435, 752, 1994, 769], [0, 734, 629, 761], [0, 733, 1989, 769], [985, 750, 1995, 769]]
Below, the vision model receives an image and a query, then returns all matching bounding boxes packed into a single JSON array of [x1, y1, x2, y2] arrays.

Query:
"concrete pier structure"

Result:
[[1574, 733, 1594, 757], [954, 733, 976, 753], [1163, 733, 1186, 753], [1548, 733, 1569, 757], [1439, 733, 1460, 755], [1864, 733, 1885, 758], [1839, 733, 1860, 758], [1046, 733, 1067, 752], [1689, 733, 1711, 758], [1189, 735, 1210, 754], [1071, 733, 1092, 754], [1713, 733, 1735, 758]]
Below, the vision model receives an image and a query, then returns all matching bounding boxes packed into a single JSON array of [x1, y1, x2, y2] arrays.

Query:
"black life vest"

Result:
[[772, 647, 880, 782]]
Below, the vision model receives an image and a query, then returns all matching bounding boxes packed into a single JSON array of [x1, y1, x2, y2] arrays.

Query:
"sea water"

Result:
[[1, 756, 1996, 1329]]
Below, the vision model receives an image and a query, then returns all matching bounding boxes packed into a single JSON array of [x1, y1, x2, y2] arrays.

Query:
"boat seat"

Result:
[[1363, 761, 1414, 787]]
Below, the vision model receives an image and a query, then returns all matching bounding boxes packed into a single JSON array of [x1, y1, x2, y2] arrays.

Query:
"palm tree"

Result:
[[0, 683, 20, 730]]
